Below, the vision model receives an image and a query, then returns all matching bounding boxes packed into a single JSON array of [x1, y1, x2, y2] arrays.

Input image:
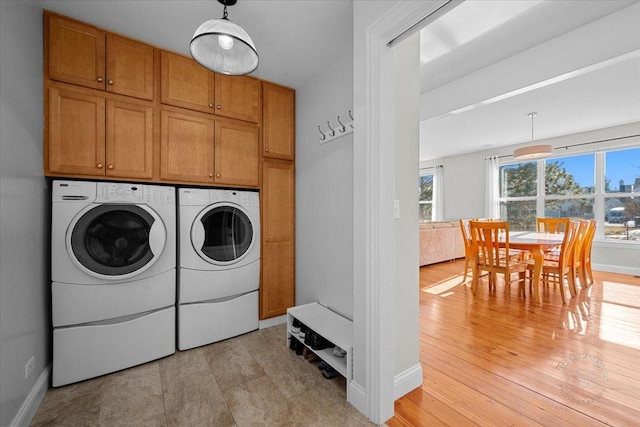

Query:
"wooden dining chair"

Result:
[[577, 219, 597, 288], [537, 217, 569, 233], [469, 220, 528, 296], [569, 220, 590, 295], [459, 219, 474, 283], [525, 220, 580, 304]]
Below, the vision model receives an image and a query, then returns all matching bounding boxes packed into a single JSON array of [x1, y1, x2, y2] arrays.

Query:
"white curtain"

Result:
[[485, 157, 499, 219], [433, 165, 444, 221]]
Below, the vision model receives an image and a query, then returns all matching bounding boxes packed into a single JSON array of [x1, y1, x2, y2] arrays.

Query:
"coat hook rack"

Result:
[[318, 110, 354, 144]]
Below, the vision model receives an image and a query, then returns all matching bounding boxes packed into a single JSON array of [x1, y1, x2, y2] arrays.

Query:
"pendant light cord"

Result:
[[222, 5, 228, 20], [529, 112, 537, 142]]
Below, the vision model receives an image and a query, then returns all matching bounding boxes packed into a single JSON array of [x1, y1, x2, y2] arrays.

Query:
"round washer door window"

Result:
[[192, 204, 254, 265], [68, 204, 164, 278]]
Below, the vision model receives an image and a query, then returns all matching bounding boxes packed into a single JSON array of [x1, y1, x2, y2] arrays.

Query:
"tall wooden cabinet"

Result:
[[260, 82, 296, 319], [261, 160, 295, 319]]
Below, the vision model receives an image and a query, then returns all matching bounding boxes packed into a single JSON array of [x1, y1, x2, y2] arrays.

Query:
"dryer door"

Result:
[[191, 203, 254, 265], [67, 204, 166, 280]]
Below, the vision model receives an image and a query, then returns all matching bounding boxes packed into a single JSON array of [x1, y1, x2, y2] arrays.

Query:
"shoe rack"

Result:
[[286, 302, 353, 401]]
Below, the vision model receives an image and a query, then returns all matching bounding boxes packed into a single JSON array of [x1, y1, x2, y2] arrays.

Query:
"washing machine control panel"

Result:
[[96, 183, 144, 203]]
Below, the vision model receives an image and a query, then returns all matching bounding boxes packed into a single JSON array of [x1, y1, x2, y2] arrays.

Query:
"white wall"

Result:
[[295, 9, 354, 320], [420, 121, 640, 276], [393, 33, 421, 382], [0, 1, 50, 425]]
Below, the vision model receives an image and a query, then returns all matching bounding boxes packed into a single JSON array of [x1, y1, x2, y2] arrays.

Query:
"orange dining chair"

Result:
[[469, 220, 528, 296], [569, 220, 590, 295], [537, 217, 569, 233], [525, 220, 580, 304], [459, 219, 474, 283], [577, 219, 597, 288]]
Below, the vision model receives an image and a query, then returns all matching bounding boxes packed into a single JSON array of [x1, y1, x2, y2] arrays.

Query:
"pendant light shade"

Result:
[[190, 0, 258, 76], [513, 112, 554, 160]]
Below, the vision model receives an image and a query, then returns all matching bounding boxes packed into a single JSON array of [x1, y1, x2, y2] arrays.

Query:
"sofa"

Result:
[[419, 221, 465, 266]]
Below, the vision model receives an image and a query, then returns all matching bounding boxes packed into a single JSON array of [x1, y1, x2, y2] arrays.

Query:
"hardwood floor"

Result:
[[387, 259, 640, 426]]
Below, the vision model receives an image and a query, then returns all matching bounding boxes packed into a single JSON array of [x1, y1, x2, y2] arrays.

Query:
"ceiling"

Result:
[[40, 1, 640, 162], [419, 0, 640, 161]]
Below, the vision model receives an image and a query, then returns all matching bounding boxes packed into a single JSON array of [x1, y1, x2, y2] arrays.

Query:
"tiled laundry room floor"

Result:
[[31, 323, 374, 426]]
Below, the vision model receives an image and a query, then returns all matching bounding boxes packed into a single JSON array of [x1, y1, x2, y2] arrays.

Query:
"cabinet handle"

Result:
[[265, 148, 269, 152], [216, 173, 221, 178], [96, 163, 103, 169], [209, 103, 214, 108], [107, 164, 114, 170], [209, 173, 213, 177], [265, 238, 269, 242], [216, 105, 221, 109], [97, 77, 103, 82], [108, 79, 114, 85]]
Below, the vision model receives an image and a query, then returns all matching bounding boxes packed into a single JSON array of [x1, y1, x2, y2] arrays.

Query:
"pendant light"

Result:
[[190, 0, 258, 76], [512, 112, 554, 160]]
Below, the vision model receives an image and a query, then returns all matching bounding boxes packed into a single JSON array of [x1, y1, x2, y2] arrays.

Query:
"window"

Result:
[[497, 147, 640, 242], [419, 172, 433, 222]]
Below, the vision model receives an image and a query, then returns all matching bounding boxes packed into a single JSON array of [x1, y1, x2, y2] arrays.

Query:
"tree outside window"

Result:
[[419, 173, 433, 222]]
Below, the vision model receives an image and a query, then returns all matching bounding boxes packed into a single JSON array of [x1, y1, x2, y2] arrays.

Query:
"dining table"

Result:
[[504, 231, 568, 305]]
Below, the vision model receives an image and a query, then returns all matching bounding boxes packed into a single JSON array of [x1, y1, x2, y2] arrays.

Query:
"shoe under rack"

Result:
[[286, 302, 353, 399]]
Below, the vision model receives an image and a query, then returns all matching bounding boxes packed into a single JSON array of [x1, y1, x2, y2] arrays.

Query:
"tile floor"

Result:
[[31, 323, 375, 426]]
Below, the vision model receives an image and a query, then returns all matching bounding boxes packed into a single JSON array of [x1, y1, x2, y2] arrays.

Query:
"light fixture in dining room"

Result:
[[190, 0, 258, 76], [512, 112, 554, 160]]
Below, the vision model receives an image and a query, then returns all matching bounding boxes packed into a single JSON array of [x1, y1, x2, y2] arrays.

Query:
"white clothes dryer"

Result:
[[178, 188, 260, 350], [51, 180, 176, 387]]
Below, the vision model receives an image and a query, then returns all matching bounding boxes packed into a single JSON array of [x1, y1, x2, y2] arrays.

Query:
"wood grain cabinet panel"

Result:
[[106, 100, 153, 179], [214, 121, 259, 187], [48, 86, 106, 176], [106, 34, 154, 100], [214, 74, 261, 123], [160, 51, 215, 113], [261, 160, 295, 318], [160, 110, 214, 183], [48, 14, 106, 90], [47, 13, 154, 100], [262, 82, 295, 160]]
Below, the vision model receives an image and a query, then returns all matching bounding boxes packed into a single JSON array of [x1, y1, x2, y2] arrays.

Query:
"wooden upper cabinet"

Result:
[[214, 121, 259, 187], [106, 100, 154, 179], [161, 51, 215, 114], [47, 13, 154, 100], [48, 14, 106, 90], [160, 110, 214, 183], [214, 74, 261, 123], [48, 86, 106, 175], [47, 86, 154, 178], [106, 34, 154, 100], [262, 82, 295, 160]]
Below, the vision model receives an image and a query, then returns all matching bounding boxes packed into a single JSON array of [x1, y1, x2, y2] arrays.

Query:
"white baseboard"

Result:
[[348, 380, 368, 418], [394, 363, 423, 400], [11, 364, 50, 427], [259, 314, 286, 329], [592, 263, 640, 277]]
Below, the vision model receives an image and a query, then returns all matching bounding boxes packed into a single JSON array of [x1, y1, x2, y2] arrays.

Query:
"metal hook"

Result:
[[348, 110, 354, 128], [337, 116, 346, 133], [327, 121, 335, 137], [318, 125, 326, 141]]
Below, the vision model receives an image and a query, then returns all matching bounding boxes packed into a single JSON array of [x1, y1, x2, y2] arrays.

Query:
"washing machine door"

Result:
[[191, 203, 254, 265], [67, 204, 166, 280]]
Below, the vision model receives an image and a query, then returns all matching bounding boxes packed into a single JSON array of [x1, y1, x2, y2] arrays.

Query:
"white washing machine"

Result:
[[51, 180, 176, 387], [178, 188, 260, 350]]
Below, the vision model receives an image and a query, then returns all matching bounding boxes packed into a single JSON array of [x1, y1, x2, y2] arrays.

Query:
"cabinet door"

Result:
[[214, 121, 259, 187], [106, 34, 154, 100], [214, 74, 260, 123], [262, 82, 295, 160], [48, 87, 105, 176], [261, 161, 295, 318], [47, 14, 106, 90], [160, 110, 214, 183], [106, 100, 154, 179], [160, 51, 215, 114]]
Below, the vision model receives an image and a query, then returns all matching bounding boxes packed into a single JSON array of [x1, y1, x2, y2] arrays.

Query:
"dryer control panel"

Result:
[[96, 183, 144, 203]]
